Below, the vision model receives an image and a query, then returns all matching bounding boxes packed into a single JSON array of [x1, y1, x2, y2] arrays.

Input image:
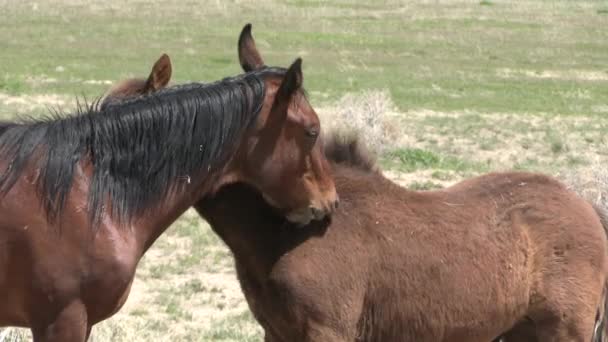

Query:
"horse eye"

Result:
[[305, 127, 319, 139]]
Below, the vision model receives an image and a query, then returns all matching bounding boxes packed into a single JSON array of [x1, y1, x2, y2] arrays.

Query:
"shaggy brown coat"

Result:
[[197, 137, 608, 341]]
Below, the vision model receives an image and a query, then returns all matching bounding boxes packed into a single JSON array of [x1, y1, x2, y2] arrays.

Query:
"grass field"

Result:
[[0, 0, 607, 341]]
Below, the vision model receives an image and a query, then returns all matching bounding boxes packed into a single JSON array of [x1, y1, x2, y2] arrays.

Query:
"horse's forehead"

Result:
[[107, 78, 146, 97], [262, 75, 282, 91]]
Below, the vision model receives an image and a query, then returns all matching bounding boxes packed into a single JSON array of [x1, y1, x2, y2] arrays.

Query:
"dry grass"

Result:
[[0, 329, 29, 342], [560, 161, 608, 213], [0, 93, 70, 117]]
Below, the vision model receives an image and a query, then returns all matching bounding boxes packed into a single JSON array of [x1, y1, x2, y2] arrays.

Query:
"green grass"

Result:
[[200, 310, 261, 342], [380, 147, 485, 174], [408, 180, 444, 191], [431, 170, 456, 181], [0, 76, 25, 94], [1, 0, 607, 116]]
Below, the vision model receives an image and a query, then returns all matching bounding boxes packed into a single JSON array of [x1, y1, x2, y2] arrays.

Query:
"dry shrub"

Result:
[[559, 161, 608, 214], [0, 328, 29, 342], [317, 90, 402, 156], [559, 162, 608, 342]]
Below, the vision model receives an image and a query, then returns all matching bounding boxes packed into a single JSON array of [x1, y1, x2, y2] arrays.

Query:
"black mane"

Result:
[[0, 67, 286, 224]]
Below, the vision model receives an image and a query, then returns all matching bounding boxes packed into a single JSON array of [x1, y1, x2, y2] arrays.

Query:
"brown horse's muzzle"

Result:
[[284, 190, 339, 226]]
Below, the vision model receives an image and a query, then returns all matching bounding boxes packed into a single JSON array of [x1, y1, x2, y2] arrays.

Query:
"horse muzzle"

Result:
[[285, 194, 339, 226]]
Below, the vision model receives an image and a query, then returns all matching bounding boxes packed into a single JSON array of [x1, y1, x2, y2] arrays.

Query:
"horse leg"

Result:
[[535, 310, 596, 342], [31, 301, 89, 342], [498, 318, 537, 342], [533, 265, 604, 342], [264, 330, 283, 342]]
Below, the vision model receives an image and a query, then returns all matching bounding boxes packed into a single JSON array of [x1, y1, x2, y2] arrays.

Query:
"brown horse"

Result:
[[0, 32, 338, 341], [104, 26, 608, 341], [196, 135, 608, 341]]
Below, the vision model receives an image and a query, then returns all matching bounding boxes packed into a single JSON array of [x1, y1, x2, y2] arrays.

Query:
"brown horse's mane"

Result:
[[323, 133, 378, 173]]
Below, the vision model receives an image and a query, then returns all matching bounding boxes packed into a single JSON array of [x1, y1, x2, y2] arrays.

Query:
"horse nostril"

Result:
[[330, 195, 339, 211]]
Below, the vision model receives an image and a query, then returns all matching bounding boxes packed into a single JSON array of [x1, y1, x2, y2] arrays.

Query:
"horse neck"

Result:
[[194, 186, 288, 276], [193, 181, 333, 279], [132, 164, 234, 254], [93, 79, 259, 254]]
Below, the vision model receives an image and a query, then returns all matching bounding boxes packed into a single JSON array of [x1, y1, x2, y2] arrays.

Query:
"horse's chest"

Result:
[[32, 241, 139, 324], [79, 250, 139, 323]]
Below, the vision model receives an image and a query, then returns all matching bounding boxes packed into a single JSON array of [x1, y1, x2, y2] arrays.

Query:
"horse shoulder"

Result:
[[266, 220, 369, 336]]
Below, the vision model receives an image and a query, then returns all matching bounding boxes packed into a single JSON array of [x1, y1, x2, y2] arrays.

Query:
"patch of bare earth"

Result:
[[496, 68, 608, 82], [0, 93, 70, 117]]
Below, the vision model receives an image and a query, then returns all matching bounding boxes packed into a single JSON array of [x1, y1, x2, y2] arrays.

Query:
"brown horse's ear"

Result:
[[238, 23, 265, 72], [277, 58, 303, 102], [144, 53, 172, 92]]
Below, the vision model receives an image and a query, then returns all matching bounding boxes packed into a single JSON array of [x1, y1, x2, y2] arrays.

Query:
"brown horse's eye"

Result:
[[305, 127, 319, 139]]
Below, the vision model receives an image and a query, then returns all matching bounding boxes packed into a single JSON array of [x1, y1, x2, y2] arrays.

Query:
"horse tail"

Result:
[[593, 203, 608, 342]]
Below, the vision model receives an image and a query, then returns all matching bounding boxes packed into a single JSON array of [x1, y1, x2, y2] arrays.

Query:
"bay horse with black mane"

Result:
[[0, 29, 338, 341], [105, 25, 608, 341]]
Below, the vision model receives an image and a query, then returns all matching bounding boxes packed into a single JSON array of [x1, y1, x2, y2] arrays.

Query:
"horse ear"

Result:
[[277, 58, 303, 102], [238, 23, 265, 72], [144, 53, 172, 92]]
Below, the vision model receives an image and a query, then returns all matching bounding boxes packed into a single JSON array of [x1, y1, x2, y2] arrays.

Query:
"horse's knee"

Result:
[[499, 319, 537, 342], [31, 301, 89, 342], [535, 313, 595, 342]]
